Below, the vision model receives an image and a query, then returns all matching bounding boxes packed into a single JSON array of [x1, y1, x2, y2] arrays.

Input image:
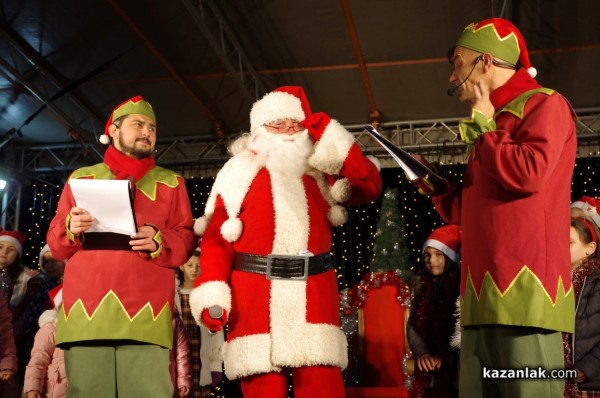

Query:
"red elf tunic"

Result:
[[434, 69, 577, 332], [47, 151, 196, 349]]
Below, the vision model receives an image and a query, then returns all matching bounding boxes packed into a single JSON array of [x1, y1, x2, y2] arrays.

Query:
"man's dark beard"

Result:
[[118, 136, 154, 159]]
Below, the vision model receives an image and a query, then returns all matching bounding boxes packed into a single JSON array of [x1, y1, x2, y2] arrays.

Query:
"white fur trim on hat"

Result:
[[423, 238, 460, 263], [38, 244, 52, 270], [328, 205, 348, 227], [189, 281, 232, 325], [527, 67, 537, 78], [572, 200, 600, 229], [250, 91, 305, 132], [99, 134, 111, 145], [330, 178, 352, 203], [0, 236, 22, 257], [194, 216, 209, 237]]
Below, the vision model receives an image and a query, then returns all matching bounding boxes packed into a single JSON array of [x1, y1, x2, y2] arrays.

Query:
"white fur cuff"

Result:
[[308, 119, 355, 175], [189, 281, 232, 324]]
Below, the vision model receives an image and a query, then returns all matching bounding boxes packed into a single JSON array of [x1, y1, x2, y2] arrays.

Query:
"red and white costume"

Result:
[[190, 87, 381, 395]]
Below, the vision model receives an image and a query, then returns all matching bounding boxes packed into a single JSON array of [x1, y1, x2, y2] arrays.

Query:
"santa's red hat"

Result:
[[249, 86, 312, 132], [0, 228, 27, 257], [100, 95, 156, 144], [572, 196, 600, 229], [423, 224, 462, 263], [456, 18, 537, 78], [48, 283, 63, 309]]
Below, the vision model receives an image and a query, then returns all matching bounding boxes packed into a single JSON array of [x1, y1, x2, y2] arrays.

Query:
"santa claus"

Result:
[[190, 86, 382, 398]]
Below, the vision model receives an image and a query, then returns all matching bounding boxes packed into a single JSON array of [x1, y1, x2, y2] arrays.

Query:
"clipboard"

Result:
[[364, 124, 448, 193], [69, 179, 138, 250]]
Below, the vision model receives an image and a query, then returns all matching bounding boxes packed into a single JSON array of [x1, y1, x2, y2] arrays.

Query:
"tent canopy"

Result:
[[0, 0, 598, 169]]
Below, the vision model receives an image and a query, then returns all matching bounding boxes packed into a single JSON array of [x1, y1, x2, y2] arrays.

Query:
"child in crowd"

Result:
[[175, 250, 224, 397], [567, 217, 600, 397], [407, 225, 461, 398], [37, 245, 65, 291], [0, 229, 50, 398], [23, 284, 66, 398]]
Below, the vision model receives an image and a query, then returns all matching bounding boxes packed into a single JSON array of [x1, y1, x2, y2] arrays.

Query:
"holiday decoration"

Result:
[[369, 188, 412, 278]]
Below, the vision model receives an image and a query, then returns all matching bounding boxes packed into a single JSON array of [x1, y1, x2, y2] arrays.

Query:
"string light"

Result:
[[20, 156, 596, 279]]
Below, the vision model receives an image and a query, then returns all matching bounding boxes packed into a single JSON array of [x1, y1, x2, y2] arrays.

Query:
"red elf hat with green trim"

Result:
[[456, 18, 537, 78], [100, 96, 156, 144]]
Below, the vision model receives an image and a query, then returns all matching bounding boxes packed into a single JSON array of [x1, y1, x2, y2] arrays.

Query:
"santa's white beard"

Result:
[[247, 127, 313, 177]]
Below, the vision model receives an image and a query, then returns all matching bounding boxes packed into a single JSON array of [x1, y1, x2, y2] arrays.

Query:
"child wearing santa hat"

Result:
[[571, 196, 600, 230], [407, 225, 461, 398]]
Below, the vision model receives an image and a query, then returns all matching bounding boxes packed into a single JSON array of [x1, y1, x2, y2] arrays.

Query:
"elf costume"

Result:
[[190, 86, 382, 398], [47, 96, 196, 398], [433, 18, 577, 397]]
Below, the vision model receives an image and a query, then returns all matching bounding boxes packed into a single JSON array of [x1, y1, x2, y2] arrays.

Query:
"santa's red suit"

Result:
[[190, 86, 382, 397]]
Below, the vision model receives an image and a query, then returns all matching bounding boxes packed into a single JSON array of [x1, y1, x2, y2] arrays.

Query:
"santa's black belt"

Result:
[[234, 253, 333, 280]]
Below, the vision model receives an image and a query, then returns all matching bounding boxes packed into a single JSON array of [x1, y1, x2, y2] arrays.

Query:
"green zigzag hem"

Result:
[[461, 266, 574, 333], [56, 292, 173, 349]]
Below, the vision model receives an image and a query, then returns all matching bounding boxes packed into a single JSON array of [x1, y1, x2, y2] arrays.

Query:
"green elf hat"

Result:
[[100, 95, 156, 144], [456, 18, 537, 78]]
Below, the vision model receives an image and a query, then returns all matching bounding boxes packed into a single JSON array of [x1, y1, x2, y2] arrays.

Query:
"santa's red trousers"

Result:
[[240, 365, 345, 398]]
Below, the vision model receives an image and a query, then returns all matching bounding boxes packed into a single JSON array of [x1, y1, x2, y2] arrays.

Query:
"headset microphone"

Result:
[[446, 55, 482, 97], [447, 85, 460, 97]]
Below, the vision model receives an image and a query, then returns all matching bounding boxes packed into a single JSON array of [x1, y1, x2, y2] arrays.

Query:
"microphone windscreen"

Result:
[[447, 87, 455, 96], [208, 305, 223, 319]]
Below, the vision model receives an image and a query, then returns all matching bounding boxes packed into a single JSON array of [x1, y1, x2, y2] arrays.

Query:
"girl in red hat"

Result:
[[407, 225, 461, 398]]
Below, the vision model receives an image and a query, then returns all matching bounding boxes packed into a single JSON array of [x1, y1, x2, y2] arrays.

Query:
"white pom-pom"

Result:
[[367, 155, 381, 171], [194, 216, 208, 236], [330, 178, 352, 203], [220, 217, 243, 242], [527, 67, 537, 78], [99, 134, 110, 145], [328, 205, 348, 227]]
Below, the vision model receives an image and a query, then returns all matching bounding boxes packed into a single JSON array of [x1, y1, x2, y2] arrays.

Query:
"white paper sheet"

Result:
[[69, 179, 137, 235]]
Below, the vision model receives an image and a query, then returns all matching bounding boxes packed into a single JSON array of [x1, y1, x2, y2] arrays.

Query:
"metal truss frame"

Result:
[[6, 106, 599, 175], [2, 108, 600, 229], [181, 0, 268, 102]]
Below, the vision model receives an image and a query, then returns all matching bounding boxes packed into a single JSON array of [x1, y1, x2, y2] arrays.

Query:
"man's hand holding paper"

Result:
[[68, 206, 95, 237], [129, 225, 158, 252]]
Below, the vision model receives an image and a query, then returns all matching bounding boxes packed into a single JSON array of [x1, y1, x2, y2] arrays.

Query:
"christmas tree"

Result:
[[370, 187, 412, 278]]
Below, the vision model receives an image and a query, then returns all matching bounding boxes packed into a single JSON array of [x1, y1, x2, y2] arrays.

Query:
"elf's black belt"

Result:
[[234, 252, 333, 280]]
